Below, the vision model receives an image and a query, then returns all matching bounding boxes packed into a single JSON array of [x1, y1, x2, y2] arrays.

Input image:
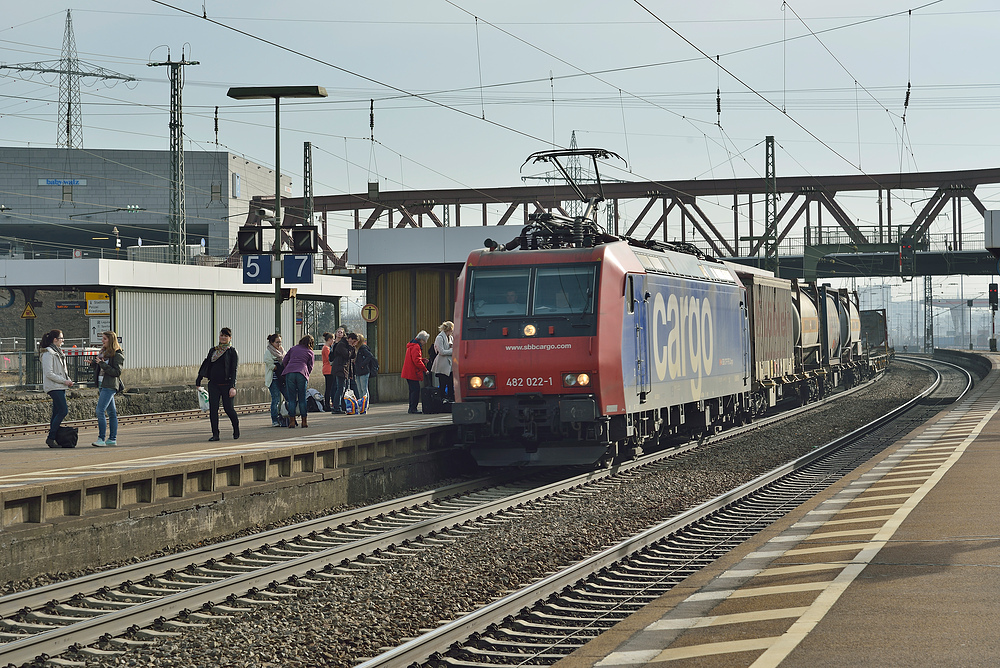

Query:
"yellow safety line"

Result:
[[749, 397, 1000, 667]]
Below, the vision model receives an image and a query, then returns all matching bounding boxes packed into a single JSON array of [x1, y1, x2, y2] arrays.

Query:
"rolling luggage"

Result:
[[421, 386, 451, 414], [55, 426, 79, 448]]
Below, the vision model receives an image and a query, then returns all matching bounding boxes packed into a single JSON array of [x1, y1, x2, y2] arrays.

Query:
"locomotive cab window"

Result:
[[467, 268, 531, 317], [533, 266, 595, 315]]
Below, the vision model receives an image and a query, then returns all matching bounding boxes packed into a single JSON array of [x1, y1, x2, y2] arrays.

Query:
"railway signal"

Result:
[[899, 241, 915, 275]]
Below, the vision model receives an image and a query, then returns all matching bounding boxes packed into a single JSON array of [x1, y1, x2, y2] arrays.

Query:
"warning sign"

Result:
[[21, 303, 36, 319]]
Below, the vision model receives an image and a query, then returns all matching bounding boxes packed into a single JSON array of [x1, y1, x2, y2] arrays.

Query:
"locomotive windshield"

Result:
[[467, 265, 597, 318], [533, 266, 594, 314]]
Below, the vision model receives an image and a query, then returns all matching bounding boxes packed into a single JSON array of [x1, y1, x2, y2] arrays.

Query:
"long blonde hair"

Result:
[[101, 331, 122, 356]]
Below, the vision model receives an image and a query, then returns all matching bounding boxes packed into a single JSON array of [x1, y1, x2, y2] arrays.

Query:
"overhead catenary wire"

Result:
[[2, 3, 990, 257]]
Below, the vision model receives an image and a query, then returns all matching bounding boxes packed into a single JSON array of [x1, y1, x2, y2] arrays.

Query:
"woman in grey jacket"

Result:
[[40, 329, 74, 448]]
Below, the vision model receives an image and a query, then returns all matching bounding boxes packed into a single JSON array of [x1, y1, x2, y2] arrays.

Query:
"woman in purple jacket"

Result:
[[281, 334, 315, 428]]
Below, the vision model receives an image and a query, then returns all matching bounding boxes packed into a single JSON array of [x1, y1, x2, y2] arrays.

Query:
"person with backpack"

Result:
[[431, 321, 454, 402], [40, 329, 74, 448], [353, 333, 379, 412], [329, 330, 356, 414], [91, 330, 124, 447], [321, 329, 343, 413]]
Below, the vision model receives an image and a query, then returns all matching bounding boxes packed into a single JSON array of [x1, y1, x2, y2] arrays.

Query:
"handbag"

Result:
[[55, 426, 78, 448], [344, 395, 363, 414]]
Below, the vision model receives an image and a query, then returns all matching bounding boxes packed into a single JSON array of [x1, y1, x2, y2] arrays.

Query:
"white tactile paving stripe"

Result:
[[0, 417, 452, 489], [593, 390, 1000, 667]]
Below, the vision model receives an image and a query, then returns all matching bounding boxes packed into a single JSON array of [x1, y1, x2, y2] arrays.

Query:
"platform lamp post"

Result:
[[226, 85, 328, 334]]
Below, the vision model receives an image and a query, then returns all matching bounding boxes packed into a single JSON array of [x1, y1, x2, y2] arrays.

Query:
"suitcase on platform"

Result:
[[421, 386, 451, 414]]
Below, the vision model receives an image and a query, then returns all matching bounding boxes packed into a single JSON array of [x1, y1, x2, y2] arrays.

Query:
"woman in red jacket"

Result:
[[400, 330, 430, 414]]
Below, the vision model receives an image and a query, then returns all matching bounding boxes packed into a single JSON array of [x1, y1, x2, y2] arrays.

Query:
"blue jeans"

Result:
[[48, 389, 68, 440], [285, 372, 308, 417], [96, 387, 118, 440], [355, 373, 370, 402], [269, 379, 285, 423]]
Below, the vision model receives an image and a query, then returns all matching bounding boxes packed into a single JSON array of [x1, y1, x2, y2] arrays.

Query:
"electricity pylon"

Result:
[[0, 10, 136, 148]]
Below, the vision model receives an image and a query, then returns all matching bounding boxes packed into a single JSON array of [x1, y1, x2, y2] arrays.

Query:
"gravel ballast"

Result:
[[27, 363, 937, 667]]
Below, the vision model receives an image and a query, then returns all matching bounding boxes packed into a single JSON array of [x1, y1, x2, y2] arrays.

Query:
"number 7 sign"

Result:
[[283, 254, 314, 284]]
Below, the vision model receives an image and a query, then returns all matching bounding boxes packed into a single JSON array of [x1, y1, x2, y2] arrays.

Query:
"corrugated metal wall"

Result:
[[116, 291, 212, 368], [214, 294, 294, 364], [376, 269, 456, 373], [117, 290, 295, 368]]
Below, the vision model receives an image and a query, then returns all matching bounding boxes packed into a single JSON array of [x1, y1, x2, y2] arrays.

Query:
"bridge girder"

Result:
[[259, 166, 1000, 279]]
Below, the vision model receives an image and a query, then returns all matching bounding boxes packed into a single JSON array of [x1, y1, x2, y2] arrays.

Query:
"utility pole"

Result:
[[924, 274, 934, 352], [764, 135, 779, 275], [148, 50, 199, 264]]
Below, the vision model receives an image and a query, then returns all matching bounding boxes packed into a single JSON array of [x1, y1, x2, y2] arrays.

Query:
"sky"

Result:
[[2, 0, 1000, 312]]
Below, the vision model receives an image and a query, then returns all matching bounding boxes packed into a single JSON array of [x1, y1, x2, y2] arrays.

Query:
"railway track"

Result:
[[0, 365, 911, 666], [355, 357, 969, 668], [0, 403, 269, 438]]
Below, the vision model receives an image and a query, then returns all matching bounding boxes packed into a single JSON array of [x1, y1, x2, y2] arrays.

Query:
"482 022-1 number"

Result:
[[506, 377, 553, 387]]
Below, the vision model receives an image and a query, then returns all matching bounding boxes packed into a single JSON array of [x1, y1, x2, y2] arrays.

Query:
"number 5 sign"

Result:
[[242, 255, 271, 284], [283, 254, 314, 284]]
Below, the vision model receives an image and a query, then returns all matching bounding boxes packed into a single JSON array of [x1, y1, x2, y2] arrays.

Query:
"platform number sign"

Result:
[[242, 254, 271, 284], [283, 254, 314, 284]]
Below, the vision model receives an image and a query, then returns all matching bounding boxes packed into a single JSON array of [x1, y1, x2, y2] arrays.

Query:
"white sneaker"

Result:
[[92, 439, 107, 447], [105, 439, 117, 446]]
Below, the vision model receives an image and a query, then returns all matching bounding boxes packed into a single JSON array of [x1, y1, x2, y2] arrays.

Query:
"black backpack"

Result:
[[427, 340, 438, 369]]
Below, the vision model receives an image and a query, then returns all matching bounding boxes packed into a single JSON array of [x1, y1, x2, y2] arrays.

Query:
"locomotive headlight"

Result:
[[523, 324, 537, 337], [563, 373, 592, 387], [469, 375, 496, 390]]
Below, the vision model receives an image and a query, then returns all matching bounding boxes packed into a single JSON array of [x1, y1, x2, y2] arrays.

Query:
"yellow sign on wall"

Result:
[[86, 292, 111, 316]]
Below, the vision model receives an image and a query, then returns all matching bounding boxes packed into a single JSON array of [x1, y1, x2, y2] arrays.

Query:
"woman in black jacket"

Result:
[[329, 332, 356, 414], [196, 327, 240, 441], [353, 334, 378, 409]]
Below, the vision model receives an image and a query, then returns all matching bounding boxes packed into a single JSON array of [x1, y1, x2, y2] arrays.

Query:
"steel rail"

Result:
[[0, 364, 902, 665], [0, 466, 626, 665], [0, 403, 269, 438], [0, 474, 526, 619], [355, 360, 953, 668]]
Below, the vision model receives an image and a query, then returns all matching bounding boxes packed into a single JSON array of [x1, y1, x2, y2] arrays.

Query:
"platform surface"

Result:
[[0, 402, 451, 493], [557, 357, 1000, 668]]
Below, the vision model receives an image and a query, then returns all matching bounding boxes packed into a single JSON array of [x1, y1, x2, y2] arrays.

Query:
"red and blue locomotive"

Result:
[[451, 150, 887, 467]]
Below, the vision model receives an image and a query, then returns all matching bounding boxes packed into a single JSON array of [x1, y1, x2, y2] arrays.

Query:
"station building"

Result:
[[0, 257, 351, 389], [0, 147, 284, 259]]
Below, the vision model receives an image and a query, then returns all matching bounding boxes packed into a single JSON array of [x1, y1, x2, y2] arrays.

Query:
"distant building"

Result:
[[0, 147, 288, 259]]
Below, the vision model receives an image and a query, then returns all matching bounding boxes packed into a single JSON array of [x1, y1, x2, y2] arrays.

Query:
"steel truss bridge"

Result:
[[267, 165, 1000, 282], [255, 165, 1000, 355]]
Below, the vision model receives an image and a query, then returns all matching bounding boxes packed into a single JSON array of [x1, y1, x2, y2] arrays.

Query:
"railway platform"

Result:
[[557, 355, 1000, 668], [0, 402, 460, 583]]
